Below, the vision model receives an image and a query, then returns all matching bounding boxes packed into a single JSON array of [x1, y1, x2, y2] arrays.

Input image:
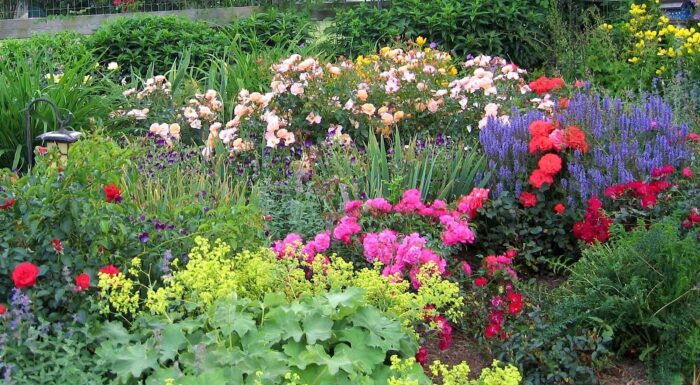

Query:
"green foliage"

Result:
[[0, 46, 119, 169], [96, 289, 424, 385], [553, 218, 700, 384], [260, 180, 334, 241], [316, 134, 488, 203], [472, 189, 578, 270], [224, 9, 314, 51], [88, 16, 230, 77], [0, 320, 105, 385], [329, 0, 552, 68], [497, 308, 612, 385], [0, 32, 89, 69], [0, 136, 263, 322]]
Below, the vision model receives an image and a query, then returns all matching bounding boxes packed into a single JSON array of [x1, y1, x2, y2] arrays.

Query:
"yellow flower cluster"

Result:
[[285, 254, 464, 328], [624, 2, 700, 62], [388, 356, 522, 385], [145, 237, 286, 314], [98, 272, 140, 315]]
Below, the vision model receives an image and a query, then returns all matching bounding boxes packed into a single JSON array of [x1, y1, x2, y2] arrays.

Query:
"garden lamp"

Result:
[[25, 97, 82, 167]]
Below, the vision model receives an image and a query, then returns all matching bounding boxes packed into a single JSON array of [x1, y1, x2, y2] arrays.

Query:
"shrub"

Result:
[[225, 8, 314, 51], [329, 0, 552, 68], [0, 32, 89, 70], [553, 218, 700, 384], [88, 16, 230, 76]]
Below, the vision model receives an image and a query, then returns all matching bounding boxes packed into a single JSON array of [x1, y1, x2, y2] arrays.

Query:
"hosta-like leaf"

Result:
[[109, 342, 159, 379]]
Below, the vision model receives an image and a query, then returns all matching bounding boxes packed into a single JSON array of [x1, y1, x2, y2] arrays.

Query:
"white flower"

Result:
[[107, 62, 120, 71]]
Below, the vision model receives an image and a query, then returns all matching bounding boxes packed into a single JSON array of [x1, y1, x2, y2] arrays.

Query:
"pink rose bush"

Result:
[[273, 187, 489, 289]]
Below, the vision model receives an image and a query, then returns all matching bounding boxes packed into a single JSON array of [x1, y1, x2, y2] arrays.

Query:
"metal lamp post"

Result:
[[25, 97, 82, 167]]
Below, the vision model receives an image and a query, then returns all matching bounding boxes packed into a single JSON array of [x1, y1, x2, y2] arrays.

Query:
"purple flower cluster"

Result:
[[479, 108, 545, 197], [560, 94, 691, 203], [479, 93, 691, 206]]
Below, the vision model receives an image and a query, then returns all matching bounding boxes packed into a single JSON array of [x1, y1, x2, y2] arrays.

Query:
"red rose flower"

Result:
[[518, 192, 538, 208], [538, 153, 563, 176], [529, 136, 554, 154], [484, 323, 502, 338], [604, 184, 628, 199], [415, 346, 428, 365], [99, 264, 120, 277], [0, 304, 6, 315], [104, 184, 122, 203], [651, 165, 675, 178], [528, 76, 565, 94], [564, 125, 588, 153], [52, 239, 63, 254], [474, 277, 488, 287], [554, 203, 566, 214], [688, 133, 699, 142], [75, 273, 90, 291], [12, 262, 40, 289], [640, 194, 658, 208], [0, 198, 16, 210], [682, 167, 693, 178], [528, 120, 554, 137], [529, 169, 554, 189], [508, 302, 523, 315], [505, 249, 518, 259]]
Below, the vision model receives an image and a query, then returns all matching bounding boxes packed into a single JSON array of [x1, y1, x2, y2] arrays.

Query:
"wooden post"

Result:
[[15, 0, 29, 19]]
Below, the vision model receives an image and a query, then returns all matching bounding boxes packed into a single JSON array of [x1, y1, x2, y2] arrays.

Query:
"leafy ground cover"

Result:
[[1, 2, 699, 384]]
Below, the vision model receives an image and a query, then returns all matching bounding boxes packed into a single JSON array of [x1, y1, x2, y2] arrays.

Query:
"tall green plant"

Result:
[[316, 133, 488, 203], [0, 49, 119, 169]]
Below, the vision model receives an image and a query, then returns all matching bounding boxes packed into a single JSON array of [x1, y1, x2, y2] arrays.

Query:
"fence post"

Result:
[[15, 0, 28, 18]]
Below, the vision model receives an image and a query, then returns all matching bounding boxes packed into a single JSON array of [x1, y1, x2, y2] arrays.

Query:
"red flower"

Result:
[[508, 301, 523, 315], [574, 80, 585, 88], [564, 125, 589, 153], [99, 264, 120, 277], [528, 120, 554, 137], [558, 98, 570, 110], [554, 203, 566, 214], [506, 292, 523, 304], [104, 184, 122, 203], [12, 262, 40, 289], [0, 198, 16, 210], [415, 347, 428, 365], [604, 184, 628, 199], [640, 194, 658, 208], [651, 165, 675, 178], [529, 136, 554, 153], [0, 304, 6, 315], [75, 273, 90, 291], [505, 249, 518, 259], [488, 310, 504, 325], [529, 169, 554, 189], [688, 133, 699, 142], [573, 196, 612, 244], [484, 323, 502, 338], [528, 76, 565, 94], [682, 167, 693, 178], [474, 277, 488, 287], [588, 195, 603, 211], [538, 153, 563, 175], [52, 239, 63, 254], [36, 146, 47, 155], [518, 192, 538, 208]]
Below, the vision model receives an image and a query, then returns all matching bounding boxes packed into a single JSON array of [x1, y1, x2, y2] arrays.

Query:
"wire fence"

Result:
[[1, 0, 384, 19]]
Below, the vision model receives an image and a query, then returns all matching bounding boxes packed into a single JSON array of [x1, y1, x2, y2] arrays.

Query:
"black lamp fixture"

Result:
[[25, 97, 82, 167]]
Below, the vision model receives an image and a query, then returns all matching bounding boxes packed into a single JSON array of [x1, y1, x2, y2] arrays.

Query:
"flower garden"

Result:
[[0, 1, 699, 385]]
